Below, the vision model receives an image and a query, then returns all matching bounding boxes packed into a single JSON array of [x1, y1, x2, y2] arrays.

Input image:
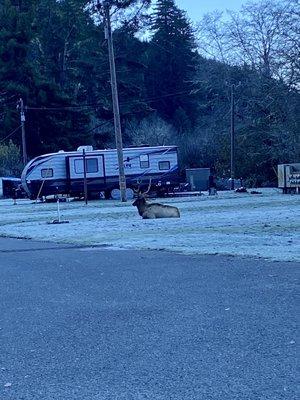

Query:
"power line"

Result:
[[0, 100, 19, 109], [20, 88, 198, 112], [0, 125, 22, 144], [26, 104, 100, 111], [85, 118, 114, 134]]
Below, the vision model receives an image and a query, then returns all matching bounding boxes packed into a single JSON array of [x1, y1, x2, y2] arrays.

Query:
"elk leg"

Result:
[[142, 211, 156, 219]]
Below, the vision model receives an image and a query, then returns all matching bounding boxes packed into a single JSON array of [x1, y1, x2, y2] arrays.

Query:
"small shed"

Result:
[[186, 168, 210, 191], [0, 177, 22, 198]]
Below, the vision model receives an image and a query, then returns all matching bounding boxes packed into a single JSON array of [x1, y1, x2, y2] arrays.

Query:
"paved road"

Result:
[[0, 238, 298, 400]]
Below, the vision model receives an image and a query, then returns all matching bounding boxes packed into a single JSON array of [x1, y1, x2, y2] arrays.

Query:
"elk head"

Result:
[[132, 179, 152, 216]]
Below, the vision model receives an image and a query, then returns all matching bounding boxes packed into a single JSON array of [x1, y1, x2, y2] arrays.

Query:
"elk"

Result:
[[132, 179, 180, 219]]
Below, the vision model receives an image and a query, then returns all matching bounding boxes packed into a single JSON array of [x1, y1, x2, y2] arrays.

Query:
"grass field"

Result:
[[0, 188, 299, 261]]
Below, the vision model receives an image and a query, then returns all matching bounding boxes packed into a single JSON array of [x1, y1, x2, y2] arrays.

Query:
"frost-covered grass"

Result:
[[0, 188, 299, 262]]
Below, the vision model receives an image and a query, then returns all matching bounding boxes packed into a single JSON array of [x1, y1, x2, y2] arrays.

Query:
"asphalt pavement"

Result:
[[0, 238, 298, 400]]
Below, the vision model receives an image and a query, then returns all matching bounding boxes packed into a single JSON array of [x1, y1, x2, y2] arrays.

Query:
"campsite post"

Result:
[[83, 149, 88, 205], [57, 197, 61, 223], [230, 84, 235, 190]]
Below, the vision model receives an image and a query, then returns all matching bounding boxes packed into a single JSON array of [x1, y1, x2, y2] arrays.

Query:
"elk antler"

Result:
[[133, 178, 152, 197], [143, 178, 152, 195], [133, 179, 142, 195]]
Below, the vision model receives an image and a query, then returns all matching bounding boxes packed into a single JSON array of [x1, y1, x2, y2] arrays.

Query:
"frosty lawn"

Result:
[[0, 188, 299, 262]]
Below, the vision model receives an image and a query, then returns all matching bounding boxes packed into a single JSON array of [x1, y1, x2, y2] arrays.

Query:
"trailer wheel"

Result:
[[126, 188, 134, 200], [110, 188, 121, 200], [110, 188, 134, 200]]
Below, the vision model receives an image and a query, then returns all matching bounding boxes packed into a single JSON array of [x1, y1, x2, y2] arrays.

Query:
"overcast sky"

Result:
[[175, 0, 248, 21]]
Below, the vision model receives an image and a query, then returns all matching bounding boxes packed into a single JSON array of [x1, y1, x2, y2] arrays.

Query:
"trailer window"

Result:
[[140, 154, 149, 169], [158, 161, 170, 171], [75, 158, 98, 174], [86, 158, 98, 173], [41, 168, 53, 178]]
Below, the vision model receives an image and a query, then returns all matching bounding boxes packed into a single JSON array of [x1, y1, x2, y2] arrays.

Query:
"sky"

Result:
[[175, 0, 248, 21]]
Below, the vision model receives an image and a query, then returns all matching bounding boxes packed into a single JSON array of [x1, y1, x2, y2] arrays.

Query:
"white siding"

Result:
[[103, 147, 178, 177], [27, 155, 67, 180]]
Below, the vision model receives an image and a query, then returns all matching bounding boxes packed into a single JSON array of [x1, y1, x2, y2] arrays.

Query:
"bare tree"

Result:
[[197, 0, 299, 88], [228, 1, 290, 78], [197, 11, 230, 64], [125, 115, 174, 146], [276, 0, 300, 88]]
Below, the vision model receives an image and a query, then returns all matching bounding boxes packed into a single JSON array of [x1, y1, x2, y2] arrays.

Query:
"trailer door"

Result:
[[68, 155, 104, 179]]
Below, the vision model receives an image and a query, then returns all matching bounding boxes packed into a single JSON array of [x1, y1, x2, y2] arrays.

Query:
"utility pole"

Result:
[[102, 0, 127, 202], [18, 98, 28, 165], [230, 84, 235, 190]]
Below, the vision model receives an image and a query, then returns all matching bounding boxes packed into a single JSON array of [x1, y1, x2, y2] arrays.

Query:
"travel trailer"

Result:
[[21, 145, 180, 199]]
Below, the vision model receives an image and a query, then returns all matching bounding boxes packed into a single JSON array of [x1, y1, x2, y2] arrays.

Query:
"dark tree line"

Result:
[[0, 0, 299, 184]]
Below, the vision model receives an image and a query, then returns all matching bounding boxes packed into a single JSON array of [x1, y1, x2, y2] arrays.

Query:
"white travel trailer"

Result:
[[21, 145, 180, 199]]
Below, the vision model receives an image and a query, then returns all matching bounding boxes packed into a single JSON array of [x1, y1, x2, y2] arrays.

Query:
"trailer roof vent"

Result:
[[77, 145, 93, 152], [58, 150, 64, 153]]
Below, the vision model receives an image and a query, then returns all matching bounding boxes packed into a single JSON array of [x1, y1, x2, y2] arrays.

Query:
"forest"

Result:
[[0, 0, 299, 186]]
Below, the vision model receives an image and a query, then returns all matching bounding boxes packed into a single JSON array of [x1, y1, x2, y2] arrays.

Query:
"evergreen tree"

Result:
[[0, 0, 36, 137], [146, 0, 199, 127], [113, 24, 152, 142], [0, 0, 92, 157]]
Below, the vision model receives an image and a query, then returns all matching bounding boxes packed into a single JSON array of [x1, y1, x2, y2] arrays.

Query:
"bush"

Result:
[[0, 141, 23, 177]]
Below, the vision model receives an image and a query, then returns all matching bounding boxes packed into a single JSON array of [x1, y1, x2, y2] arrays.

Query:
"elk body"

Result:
[[133, 196, 180, 219], [133, 178, 180, 219]]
